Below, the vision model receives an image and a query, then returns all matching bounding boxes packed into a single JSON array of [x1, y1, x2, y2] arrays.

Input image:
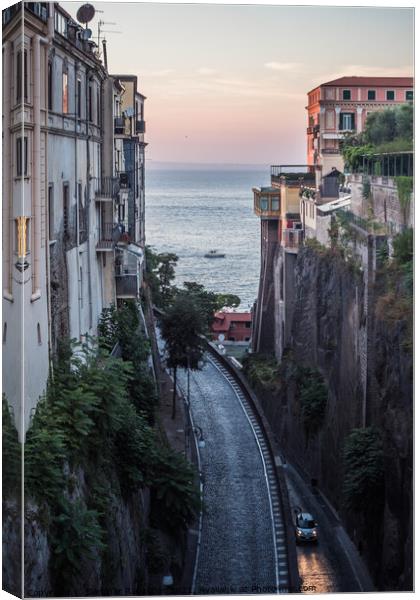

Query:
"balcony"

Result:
[[96, 222, 115, 251], [271, 165, 316, 187], [116, 272, 139, 298], [253, 187, 281, 219], [282, 227, 304, 252], [321, 148, 340, 155], [114, 117, 124, 134], [93, 177, 119, 201], [135, 120, 146, 134]]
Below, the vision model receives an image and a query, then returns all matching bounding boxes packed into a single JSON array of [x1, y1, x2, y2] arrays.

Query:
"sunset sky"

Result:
[[63, 1, 414, 165]]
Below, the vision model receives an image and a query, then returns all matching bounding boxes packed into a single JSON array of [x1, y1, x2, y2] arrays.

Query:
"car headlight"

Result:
[[297, 529, 303, 536], [312, 530, 317, 536]]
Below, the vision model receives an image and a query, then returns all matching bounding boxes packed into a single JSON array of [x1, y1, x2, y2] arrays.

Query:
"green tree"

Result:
[[342, 427, 384, 514], [145, 247, 178, 307], [160, 294, 207, 419], [215, 293, 241, 310]]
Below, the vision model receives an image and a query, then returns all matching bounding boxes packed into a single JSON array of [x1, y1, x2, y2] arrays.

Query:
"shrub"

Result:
[[242, 353, 279, 390], [342, 427, 384, 514], [2, 397, 21, 494], [395, 177, 413, 224], [51, 498, 105, 589], [297, 368, 328, 434], [149, 450, 201, 534]]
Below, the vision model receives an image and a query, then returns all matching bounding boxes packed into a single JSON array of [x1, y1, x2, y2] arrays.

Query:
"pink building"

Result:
[[306, 76, 414, 182]]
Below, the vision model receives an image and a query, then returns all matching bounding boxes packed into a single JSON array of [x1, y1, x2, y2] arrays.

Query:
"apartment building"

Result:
[[2, 3, 146, 436], [306, 76, 413, 184]]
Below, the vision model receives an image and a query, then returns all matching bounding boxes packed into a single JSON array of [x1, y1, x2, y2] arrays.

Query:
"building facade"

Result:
[[2, 2, 147, 436], [306, 76, 413, 183]]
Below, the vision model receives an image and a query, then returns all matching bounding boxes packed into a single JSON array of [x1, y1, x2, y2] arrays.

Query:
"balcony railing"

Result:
[[282, 228, 304, 251], [96, 222, 115, 251], [321, 148, 340, 155], [271, 165, 316, 186], [93, 176, 120, 200], [114, 117, 124, 134], [115, 272, 138, 298], [135, 120, 146, 134]]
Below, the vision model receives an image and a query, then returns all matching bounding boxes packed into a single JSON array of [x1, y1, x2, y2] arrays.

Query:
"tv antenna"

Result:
[[97, 19, 122, 47]]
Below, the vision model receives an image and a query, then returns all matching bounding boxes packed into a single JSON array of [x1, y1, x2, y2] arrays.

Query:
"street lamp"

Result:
[[193, 425, 205, 449]]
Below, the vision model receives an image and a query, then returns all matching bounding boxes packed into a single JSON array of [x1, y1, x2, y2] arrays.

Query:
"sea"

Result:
[[145, 166, 270, 310]]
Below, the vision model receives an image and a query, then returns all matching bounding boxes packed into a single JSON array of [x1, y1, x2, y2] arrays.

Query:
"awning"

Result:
[[317, 195, 352, 213]]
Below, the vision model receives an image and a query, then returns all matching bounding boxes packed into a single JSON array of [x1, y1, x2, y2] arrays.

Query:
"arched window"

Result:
[[37, 322, 42, 345]]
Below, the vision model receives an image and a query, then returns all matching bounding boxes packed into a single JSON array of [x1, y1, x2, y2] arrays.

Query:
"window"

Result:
[[78, 183, 85, 243], [16, 49, 28, 103], [3, 323, 7, 344], [48, 61, 53, 110], [271, 197, 280, 211], [259, 195, 268, 210], [16, 137, 28, 176], [406, 90, 413, 101], [79, 267, 83, 308], [48, 184, 54, 240], [88, 84, 93, 121], [342, 89, 351, 100], [37, 323, 42, 345], [386, 90, 395, 101], [62, 72, 68, 113], [367, 90, 376, 100], [54, 10, 67, 36], [77, 79, 82, 117], [63, 184, 69, 237], [96, 86, 101, 126], [339, 112, 355, 131]]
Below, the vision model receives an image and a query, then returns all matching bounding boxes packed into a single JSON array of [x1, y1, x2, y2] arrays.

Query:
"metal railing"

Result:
[[116, 273, 138, 297], [271, 165, 316, 186], [93, 176, 119, 198], [321, 148, 340, 155], [114, 116, 124, 134], [335, 209, 397, 235], [282, 228, 304, 249], [136, 120, 146, 134], [96, 222, 115, 250]]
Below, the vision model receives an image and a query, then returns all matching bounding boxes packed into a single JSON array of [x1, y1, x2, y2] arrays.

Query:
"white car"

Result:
[[295, 512, 318, 544]]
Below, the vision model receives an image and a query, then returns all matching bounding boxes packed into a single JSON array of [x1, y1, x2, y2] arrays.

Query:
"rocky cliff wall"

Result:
[[253, 245, 412, 590]]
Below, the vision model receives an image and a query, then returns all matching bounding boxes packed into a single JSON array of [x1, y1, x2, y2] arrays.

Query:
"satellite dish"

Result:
[[125, 107, 135, 118], [218, 334, 225, 342], [76, 3, 95, 24], [81, 28, 92, 40]]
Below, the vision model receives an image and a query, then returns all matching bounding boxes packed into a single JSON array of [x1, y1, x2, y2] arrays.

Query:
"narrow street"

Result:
[[283, 461, 374, 594], [177, 356, 290, 595]]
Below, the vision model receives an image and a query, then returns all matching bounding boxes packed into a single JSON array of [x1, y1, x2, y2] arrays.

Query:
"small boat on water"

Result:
[[204, 249, 226, 258]]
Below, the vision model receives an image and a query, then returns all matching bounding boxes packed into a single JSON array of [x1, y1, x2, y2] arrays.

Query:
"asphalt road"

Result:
[[284, 461, 373, 594], [178, 358, 282, 595]]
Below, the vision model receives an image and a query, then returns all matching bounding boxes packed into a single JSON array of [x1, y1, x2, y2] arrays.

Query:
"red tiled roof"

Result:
[[323, 76, 413, 87], [308, 76, 413, 95]]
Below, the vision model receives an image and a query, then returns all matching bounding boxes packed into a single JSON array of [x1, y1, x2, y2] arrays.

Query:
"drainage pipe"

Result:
[[3, 41, 12, 300]]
